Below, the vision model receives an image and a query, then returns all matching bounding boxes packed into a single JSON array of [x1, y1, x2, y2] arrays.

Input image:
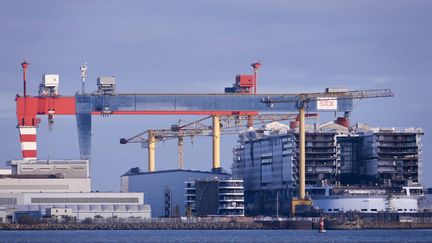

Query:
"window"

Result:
[[361, 209, 367, 212]]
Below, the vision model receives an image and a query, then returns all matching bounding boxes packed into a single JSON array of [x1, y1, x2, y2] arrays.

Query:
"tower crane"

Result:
[[261, 88, 394, 215], [119, 113, 318, 172]]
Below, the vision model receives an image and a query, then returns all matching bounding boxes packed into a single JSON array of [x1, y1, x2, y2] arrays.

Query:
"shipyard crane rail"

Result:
[[259, 88, 394, 215]]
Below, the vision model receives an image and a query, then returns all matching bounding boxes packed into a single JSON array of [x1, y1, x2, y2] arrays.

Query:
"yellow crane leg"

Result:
[[291, 198, 312, 216], [291, 106, 312, 216], [299, 106, 305, 200], [148, 130, 155, 172], [178, 136, 184, 169], [212, 115, 221, 169]]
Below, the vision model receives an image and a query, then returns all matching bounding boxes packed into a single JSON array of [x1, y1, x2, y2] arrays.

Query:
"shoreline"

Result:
[[0, 222, 265, 231], [2, 221, 432, 230]]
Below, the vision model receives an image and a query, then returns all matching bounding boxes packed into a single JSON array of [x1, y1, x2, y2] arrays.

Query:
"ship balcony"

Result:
[[219, 184, 243, 188], [380, 155, 419, 160], [378, 150, 418, 154], [304, 144, 336, 148], [305, 155, 337, 159], [378, 138, 416, 143], [378, 144, 418, 148], [305, 151, 336, 154], [219, 197, 244, 202], [218, 205, 245, 210], [219, 192, 244, 196]]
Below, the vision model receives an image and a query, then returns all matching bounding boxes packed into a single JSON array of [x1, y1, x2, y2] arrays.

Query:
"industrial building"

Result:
[[185, 178, 244, 216], [121, 168, 230, 217], [232, 120, 424, 215], [0, 159, 151, 223], [2, 192, 150, 222], [1, 159, 91, 193]]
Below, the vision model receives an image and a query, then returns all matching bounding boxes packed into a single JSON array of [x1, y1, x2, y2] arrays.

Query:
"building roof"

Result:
[[121, 168, 231, 177]]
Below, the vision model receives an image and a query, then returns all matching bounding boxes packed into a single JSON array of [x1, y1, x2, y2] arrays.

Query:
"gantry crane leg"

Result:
[[291, 104, 312, 216], [178, 136, 184, 169], [148, 130, 156, 172], [212, 115, 221, 169], [299, 106, 305, 200]]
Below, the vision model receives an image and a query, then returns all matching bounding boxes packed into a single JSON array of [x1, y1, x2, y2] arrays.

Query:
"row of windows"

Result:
[[31, 197, 139, 204], [0, 198, 17, 204], [327, 208, 416, 212]]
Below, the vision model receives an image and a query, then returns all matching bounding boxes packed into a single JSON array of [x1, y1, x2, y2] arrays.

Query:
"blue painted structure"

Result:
[[75, 93, 354, 159]]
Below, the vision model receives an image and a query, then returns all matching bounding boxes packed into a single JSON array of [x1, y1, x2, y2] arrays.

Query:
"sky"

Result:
[[0, 0, 431, 191]]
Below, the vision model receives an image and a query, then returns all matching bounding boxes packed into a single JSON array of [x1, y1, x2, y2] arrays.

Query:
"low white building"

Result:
[[0, 159, 152, 221], [1, 192, 151, 221]]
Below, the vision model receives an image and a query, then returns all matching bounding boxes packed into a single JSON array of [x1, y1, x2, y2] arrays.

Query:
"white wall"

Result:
[[0, 178, 91, 193]]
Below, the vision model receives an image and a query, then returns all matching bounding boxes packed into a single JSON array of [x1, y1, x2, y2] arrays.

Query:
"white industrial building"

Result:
[[0, 178, 91, 193], [0, 159, 151, 222], [6, 192, 150, 221], [1, 160, 91, 193]]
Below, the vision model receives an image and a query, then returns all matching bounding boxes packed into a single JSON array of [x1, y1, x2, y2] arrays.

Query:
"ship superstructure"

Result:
[[232, 120, 424, 215]]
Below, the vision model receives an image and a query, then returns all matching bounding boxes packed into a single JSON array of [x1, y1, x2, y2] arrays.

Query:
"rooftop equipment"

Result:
[[97, 76, 116, 94]]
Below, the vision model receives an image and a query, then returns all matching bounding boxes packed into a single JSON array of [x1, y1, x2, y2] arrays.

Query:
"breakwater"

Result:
[[0, 221, 265, 230], [324, 212, 432, 230]]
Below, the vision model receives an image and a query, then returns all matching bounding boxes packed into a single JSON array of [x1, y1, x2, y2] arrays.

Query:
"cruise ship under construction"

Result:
[[232, 119, 425, 216]]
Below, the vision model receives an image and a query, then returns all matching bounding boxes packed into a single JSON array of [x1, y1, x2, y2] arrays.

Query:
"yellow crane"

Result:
[[120, 113, 318, 172]]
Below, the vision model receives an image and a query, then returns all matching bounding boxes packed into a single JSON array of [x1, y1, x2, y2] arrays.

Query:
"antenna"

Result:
[[21, 61, 29, 97], [251, 61, 261, 94], [80, 63, 87, 94]]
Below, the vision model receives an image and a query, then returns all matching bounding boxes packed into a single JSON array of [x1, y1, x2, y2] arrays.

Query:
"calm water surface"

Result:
[[1, 230, 432, 243]]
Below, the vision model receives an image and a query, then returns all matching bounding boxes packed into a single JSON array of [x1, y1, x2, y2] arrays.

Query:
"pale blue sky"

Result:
[[1, 0, 431, 191]]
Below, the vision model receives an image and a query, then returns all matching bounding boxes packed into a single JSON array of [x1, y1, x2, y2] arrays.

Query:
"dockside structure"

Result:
[[121, 168, 230, 217], [185, 178, 244, 216]]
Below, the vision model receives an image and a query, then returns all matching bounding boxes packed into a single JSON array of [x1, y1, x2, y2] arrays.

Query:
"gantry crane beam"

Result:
[[16, 91, 352, 161]]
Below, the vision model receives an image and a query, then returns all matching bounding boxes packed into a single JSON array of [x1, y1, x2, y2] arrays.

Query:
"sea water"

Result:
[[1, 229, 432, 243]]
